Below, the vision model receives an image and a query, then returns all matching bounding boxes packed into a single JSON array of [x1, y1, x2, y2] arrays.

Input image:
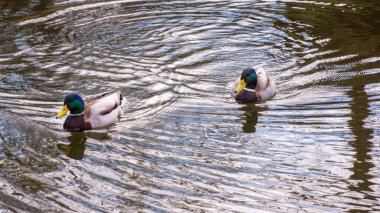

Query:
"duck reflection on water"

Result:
[[239, 104, 259, 133], [57, 132, 86, 160], [57, 131, 111, 160]]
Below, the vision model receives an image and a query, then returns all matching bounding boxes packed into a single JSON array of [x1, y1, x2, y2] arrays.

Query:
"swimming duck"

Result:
[[56, 91, 122, 131], [232, 66, 276, 103]]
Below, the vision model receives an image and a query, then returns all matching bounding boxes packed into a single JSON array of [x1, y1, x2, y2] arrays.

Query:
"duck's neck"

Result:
[[246, 83, 256, 90], [69, 111, 84, 116]]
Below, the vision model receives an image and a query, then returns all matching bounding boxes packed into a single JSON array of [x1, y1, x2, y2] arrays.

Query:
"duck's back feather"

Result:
[[84, 91, 114, 104], [255, 66, 276, 100], [85, 91, 122, 128]]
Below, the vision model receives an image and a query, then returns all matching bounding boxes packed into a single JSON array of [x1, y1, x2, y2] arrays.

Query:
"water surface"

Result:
[[1, 0, 380, 212]]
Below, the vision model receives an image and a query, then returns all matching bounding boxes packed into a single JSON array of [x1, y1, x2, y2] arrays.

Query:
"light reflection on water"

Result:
[[0, 0, 380, 212]]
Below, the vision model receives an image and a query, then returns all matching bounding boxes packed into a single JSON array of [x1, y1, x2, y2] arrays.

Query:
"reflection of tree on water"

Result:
[[281, 1, 380, 208], [239, 105, 259, 133], [0, 0, 54, 57], [1, 0, 53, 17], [347, 85, 375, 202]]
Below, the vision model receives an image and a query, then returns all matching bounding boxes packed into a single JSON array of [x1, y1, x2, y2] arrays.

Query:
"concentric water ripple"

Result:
[[1, 0, 380, 212]]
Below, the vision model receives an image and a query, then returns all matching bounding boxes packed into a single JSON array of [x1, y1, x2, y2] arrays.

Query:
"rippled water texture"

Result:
[[1, 0, 380, 212]]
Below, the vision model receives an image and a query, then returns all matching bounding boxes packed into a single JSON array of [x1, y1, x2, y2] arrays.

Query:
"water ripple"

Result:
[[1, 0, 380, 212]]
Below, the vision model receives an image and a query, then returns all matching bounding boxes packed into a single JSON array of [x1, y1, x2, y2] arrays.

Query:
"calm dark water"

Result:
[[1, 0, 380, 212]]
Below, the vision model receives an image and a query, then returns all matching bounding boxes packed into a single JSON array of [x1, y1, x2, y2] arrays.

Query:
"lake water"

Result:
[[0, 0, 379, 212]]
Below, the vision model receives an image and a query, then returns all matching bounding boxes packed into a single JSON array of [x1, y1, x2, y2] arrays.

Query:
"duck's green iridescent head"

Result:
[[56, 93, 84, 118], [235, 67, 257, 93]]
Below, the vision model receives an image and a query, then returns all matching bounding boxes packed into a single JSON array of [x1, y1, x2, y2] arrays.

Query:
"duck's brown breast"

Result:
[[63, 114, 92, 132], [234, 89, 259, 103]]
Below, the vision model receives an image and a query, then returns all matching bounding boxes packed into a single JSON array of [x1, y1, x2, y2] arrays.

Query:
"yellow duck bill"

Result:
[[235, 80, 247, 93], [56, 105, 69, 119]]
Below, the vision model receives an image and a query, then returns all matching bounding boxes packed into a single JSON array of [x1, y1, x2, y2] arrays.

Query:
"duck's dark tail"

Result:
[[120, 93, 123, 105]]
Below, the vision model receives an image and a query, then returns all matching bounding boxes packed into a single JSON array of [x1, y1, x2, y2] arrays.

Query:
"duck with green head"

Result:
[[56, 91, 122, 131], [233, 66, 276, 103]]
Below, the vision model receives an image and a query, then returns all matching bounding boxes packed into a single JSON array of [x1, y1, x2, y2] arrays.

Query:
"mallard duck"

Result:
[[55, 91, 122, 131], [232, 66, 276, 103]]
